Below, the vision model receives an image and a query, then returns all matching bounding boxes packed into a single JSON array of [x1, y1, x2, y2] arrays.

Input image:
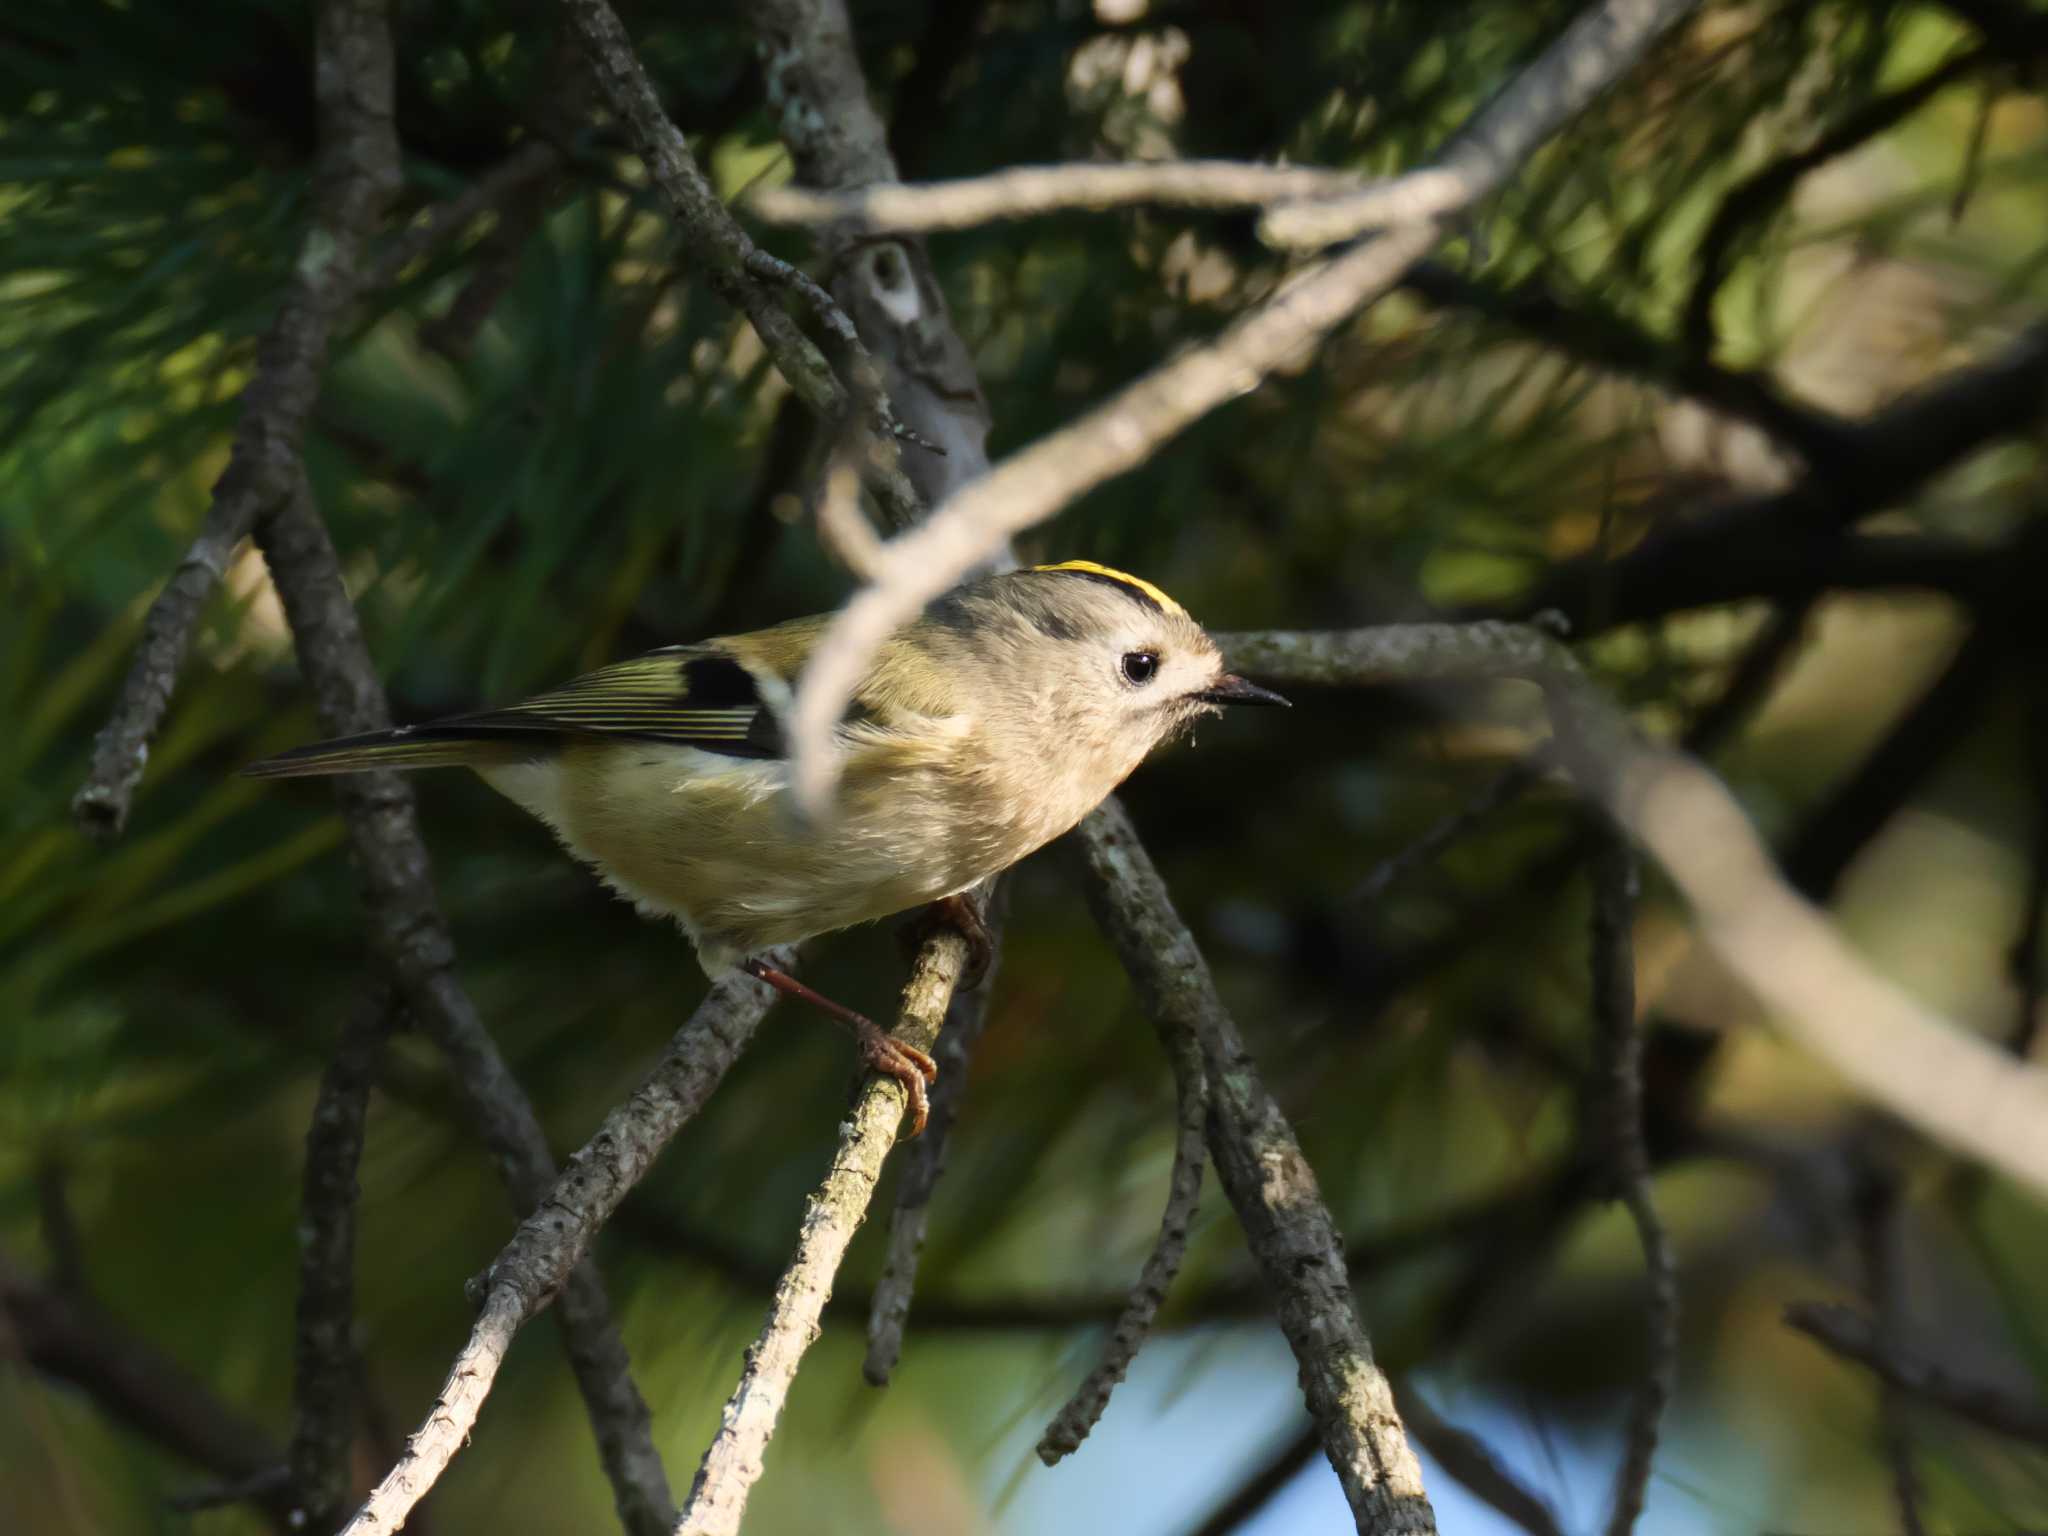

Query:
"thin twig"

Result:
[[256, 479, 677, 1536], [751, 160, 1364, 231], [1353, 755, 1552, 907], [1497, 325, 2048, 638], [1588, 828, 1676, 1536], [0, 1250, 293, 1523], [1219, 624, 2048, 1198], [1398, 263, 1860, 474], [289, 986, 394, 1533], [1071, 799, 1437, 1535], [676, 929, 971, 1536], [780, 218, 1435, 813], [623, 1161, 1572, 1336], [784, 0, 1699, 817], [559, 0, 929, 538], [1681, 45, 1995, 359], [1187, 1427, 1321, 1536], [1853, 1155, 1928, 1536], [2008, 659, 2048, 1059], [864, 892, 1005, 1385], [1259, 0, 1702, 248], [748, 0, 995, 506], [1038, 1014, 1207, 1463], [71, 0, 401, 839], [1393, 1379, 1567, 1536], [364, 139, 564, 294], [335, 959, 783, 1536], [1786, 1302, 2048, 1448]]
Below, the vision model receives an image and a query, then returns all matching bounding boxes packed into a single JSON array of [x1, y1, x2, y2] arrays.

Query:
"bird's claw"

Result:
[[856, 1019, 938, 1138]]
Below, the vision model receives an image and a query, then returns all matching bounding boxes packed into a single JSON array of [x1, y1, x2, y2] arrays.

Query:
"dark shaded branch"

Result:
[[1681, 597, 1814, 758], [1498, 325, 2048, 636], [1401, 262, 1860, 472], [0, 1250, 292, 1525], [72, 0, 401, 839], [1393, 1380, 1567, 1536], [254, 480, 675, 1536], [336, 960, 780, 1536], [2009, 637, 2048, 1058], [1354, 755, 1554, 907], [289, 987, 393, 1534], [1852, 1156, 1927, 1536], [1219, 624, 2048, 1197], [363, 138, 564, 295], [1683, 47, 1994, 359], [1786, 1302, 2048, 1448], [1782, 616, 2007, 903], [748, 0, 993, 503], [1071, 800, 1436, 1534], [473, 967, 782, 1320], [1187, 1428, 1321, 1536], [559, 0, 928, 535], [620, 1162, 1569, 1334], [1037, 1007, 1208, 1464], [1588, 831, 1676, 1536]]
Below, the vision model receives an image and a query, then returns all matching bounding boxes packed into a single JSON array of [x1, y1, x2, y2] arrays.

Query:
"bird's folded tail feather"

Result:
[[240, 726, 537, 779]]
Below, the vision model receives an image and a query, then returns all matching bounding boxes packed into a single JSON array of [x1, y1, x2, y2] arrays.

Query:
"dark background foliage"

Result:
[[5, 1, 2047, 1531]]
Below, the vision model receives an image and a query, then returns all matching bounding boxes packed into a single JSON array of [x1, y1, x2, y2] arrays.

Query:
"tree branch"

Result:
[[1393, 1380, 1567, 1536], [1499, 325, 2048, 636], [0, 1250, 293, 1525], [558, 0, 930, 553], [1398, 262, 1861, 473], [1851, 1156, 1928, 1536], [749, 0, 993, 502], [1219, 624, 2048, 1199], [334, 959, 783, 1536], [753, 160, 1364, 231], [676, 930, 970, 1536], [1681, 46, 1996, 361], [1070, 800, 1436, 1535], [1037, 1007, 1208, 1464], [782, 0, 1704, 817], [864, 894, 1004, 1385], [72, 0, 401, 839], [289, 986, 394, 1533], [1588, 831, 1676, 1536], [255, 479, 676, 1536], [1259, 0, 1701, 249], [1786, 1302, 2048, 1449]]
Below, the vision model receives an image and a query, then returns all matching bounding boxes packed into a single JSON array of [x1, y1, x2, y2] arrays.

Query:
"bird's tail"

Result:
[[241, 726, 530, 780]]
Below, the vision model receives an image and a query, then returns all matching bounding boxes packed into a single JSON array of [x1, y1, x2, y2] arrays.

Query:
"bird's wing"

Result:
[[455, 646, 783, 757], [244, 646, 786, 780]]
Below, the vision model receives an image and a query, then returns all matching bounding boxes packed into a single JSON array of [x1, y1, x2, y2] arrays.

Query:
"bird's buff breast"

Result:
[[481, 738, 1035, 973]]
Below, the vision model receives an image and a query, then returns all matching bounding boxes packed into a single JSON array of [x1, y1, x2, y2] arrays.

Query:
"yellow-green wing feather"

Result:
[[244, 644, 787, 779]]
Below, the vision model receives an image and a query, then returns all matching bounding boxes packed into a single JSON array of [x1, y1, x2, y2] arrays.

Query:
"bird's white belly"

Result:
[[477, 744, 989, 976]]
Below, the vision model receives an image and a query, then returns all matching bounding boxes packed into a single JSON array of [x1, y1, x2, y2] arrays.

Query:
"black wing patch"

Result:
[[450, 649, 780, 759]]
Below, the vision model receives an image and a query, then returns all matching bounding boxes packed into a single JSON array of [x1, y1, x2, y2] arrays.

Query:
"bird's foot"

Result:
[[902, 892, 995, 992], [741, 956, 938, 1137], [854, 1016, 939, 1138]]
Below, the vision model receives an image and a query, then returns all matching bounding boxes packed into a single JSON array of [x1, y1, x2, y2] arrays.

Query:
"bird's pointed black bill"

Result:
[[1195, 674, 1290, 707]]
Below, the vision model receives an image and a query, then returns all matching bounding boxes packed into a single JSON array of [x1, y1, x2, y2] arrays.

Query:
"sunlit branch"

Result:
[[676, 932, 969, 1536], [1219, 624, 2048, 1199]]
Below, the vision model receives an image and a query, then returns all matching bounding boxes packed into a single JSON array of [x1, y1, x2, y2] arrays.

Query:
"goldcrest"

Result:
[[247, 561, 1288, 1130]]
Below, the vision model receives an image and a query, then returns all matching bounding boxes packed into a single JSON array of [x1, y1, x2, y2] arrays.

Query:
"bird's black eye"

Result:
[[1121, 651, 1159, 686]]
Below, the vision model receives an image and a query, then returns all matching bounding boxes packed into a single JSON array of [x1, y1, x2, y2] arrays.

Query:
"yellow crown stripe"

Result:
[[1029, 560, 1185, 617]]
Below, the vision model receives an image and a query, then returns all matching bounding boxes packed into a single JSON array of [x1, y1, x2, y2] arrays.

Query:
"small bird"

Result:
[[245, 561, 1287, 1132]]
